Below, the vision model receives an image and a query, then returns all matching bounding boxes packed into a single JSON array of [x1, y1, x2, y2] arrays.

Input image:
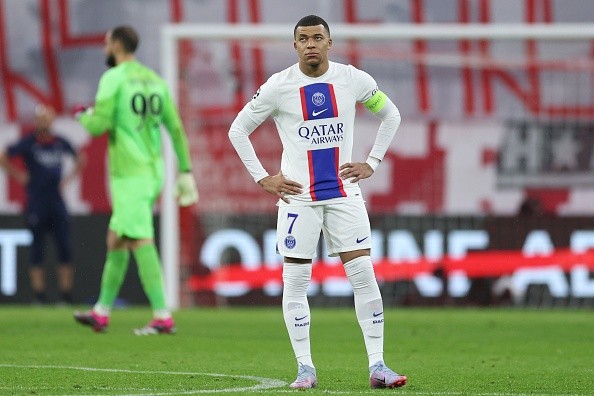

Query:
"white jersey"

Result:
[[233, 61, 379, 205]]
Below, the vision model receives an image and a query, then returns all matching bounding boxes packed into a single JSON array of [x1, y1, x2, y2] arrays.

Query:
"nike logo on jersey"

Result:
[[373, 311, 383, 317], [356, 236, 369, 243], [295, 315, 309, 321], [311, 108, 328, 117]]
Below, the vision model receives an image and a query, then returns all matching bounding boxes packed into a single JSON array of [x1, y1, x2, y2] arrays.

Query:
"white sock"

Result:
[[93, 303, 111, 317], [344, 256, 385, 367], [282, 262, 314, 368], [153, 310, 171, 320]]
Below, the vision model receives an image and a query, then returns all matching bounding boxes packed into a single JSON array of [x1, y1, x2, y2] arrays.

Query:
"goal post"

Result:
[[160, 23, 594, 309]]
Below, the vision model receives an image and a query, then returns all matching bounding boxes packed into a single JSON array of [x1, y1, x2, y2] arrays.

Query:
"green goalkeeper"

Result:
[[74, 26, 198, 335]]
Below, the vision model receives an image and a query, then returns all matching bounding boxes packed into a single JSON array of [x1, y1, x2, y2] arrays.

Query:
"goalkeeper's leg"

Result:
[[134, 243, 169, 315], [133, 242, 176, 335], [74, 246, 129, 332], [95, 249, 130, 312]]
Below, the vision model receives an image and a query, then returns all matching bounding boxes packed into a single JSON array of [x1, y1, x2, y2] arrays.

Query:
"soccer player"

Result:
[[228, 15, 406, 389], [0, 104, 84, 305], [73, 26, 198, 335]]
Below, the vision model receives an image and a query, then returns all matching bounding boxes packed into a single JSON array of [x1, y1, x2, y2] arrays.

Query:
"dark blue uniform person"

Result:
[[0, 105, 85, 304]]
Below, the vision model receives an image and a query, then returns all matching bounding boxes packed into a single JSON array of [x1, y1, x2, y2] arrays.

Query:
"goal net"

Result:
[[160, 23, 594, 308]]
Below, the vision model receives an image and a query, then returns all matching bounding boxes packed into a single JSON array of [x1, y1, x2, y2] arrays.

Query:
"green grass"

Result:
[[0, 306, 592, 395]]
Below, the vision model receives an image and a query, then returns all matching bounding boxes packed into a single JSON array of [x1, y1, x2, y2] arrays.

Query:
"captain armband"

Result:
[[363, 90, 388, 114]]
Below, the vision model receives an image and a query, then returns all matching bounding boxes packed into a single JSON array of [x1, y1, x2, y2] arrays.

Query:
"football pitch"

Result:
[[0, 306, 592, 395]]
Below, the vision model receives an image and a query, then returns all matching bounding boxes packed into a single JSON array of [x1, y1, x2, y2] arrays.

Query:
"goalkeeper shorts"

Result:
[[108, 176, 163, 239]]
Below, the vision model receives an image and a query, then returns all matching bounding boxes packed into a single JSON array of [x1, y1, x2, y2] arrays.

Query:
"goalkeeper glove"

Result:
[[72, 104, 92, 120], [175, 172, 199, 207]]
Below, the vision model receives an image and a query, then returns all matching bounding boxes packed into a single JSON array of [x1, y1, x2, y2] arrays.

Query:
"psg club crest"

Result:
[[300, 83, 338, 121], [284, 235, 296, 249], [312, 92, 325, 106]]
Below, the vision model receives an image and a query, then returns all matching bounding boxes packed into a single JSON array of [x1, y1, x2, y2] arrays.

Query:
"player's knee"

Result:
[[282, 262, 311, 296], [344, 256, 379, 292]]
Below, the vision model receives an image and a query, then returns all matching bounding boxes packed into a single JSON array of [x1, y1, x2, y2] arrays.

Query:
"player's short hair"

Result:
[[294, 15, 330, 39], [110, 26, 139, 53]]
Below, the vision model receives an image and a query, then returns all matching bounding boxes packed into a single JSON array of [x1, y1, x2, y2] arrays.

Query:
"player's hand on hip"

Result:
[[175, 172, 199, 207], [339, 162, 373, 183], [258, 172, 302, 204]]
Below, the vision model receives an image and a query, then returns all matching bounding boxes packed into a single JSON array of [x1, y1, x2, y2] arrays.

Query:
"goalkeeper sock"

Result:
[[344, 256, 385, 367], [282, 262, 314, 368], [95, 249, 130, 315], [133, 243, 169, 314]]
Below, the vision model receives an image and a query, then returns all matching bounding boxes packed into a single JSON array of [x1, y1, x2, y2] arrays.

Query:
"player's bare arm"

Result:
[[339, 162, 374, 183], [258, 172, 303, 203]]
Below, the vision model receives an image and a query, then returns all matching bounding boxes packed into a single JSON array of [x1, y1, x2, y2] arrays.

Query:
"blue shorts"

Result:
[[26, 197, 72, 267]]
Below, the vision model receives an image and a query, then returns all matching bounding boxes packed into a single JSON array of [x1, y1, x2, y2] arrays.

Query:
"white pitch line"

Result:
[[1, 365, 586, 396], [0, 364, 286, 395]]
